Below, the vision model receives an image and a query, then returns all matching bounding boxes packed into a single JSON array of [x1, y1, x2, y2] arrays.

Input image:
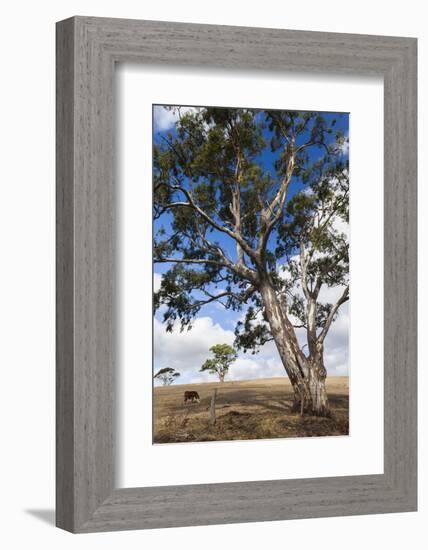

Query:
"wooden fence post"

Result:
[[210, 388, 218, 425]]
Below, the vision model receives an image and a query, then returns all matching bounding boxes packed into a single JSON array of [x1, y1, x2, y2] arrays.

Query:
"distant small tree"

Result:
[[154, 367, 181, 386], [200, 344, 237, 383]]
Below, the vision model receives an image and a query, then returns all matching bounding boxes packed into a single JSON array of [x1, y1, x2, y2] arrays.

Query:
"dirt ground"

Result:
[[153, 376, 349, 444]]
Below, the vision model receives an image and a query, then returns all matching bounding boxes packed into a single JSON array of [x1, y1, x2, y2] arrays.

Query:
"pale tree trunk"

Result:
[[305, 297, 330, 417], [259, 281, 331, 417], [219, 372, 225, 383], [307, 357, 329, 417], [259, 283, 311, 408], [290, 360, 329, 417]]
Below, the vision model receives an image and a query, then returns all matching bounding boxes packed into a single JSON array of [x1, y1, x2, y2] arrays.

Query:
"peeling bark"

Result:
[[307, 359, 330, 417], [259, 281, 331, 417]]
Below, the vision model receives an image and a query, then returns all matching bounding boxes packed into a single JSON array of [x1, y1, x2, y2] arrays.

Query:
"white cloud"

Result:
[[153, 106, 197, 132], [228, 356, 285, 381], [154, 305, 348, 384], [154, 316, 234, 380], [318, 283, 347, 305], [153, 272, 162, 293], [331, 212, 349, 239], [153, 107, 178, 132], [322, 301, 349, 374], [338, 139, 350, 155], [154, 313, 289, 383]]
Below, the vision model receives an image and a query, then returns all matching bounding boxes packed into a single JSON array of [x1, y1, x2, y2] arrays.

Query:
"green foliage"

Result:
[[154, 106, 349, 356], [200, 344, 238, 381]]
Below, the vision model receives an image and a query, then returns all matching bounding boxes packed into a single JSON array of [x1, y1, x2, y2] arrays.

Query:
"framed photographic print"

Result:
[[56, 17, 417, 532], [150, 103, 351, 444]]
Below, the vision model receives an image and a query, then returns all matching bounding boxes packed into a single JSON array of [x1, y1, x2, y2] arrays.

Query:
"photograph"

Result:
[[153, 104, 350, 444]]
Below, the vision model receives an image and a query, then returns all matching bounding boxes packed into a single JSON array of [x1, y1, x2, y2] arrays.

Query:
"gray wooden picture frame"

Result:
[[56, 16, 417, 533]]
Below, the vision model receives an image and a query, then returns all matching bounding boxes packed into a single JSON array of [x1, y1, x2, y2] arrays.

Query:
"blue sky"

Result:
[[153, 105, 349, 385]]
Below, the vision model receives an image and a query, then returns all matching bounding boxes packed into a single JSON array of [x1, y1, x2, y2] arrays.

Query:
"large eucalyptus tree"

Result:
[[153, 107, 349, 417]]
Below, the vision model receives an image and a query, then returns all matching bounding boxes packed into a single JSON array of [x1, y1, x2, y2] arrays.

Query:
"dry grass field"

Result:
[[153, 376, 349, 444]]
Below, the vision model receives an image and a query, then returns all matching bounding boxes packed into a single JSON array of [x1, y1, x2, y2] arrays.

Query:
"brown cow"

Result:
[[184, 390, 200, 403]]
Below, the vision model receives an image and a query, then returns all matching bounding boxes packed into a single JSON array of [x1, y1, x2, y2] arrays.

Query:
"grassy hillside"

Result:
[[153, 376, 349, 444]]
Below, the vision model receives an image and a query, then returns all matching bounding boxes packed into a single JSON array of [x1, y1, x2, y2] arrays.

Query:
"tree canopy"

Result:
[[200, 343, 238, 382], [153, 367, 181, 386], [153, 106, 348, 359]]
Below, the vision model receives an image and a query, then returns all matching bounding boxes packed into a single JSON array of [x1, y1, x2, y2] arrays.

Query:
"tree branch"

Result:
[[299, 238, 311, 301], [257, 151, 296, 261], [155, 257, 227, 268], [156, 182, 257, 262], [317, 285, 349, 343], [197, 285, 256, 308], [155, 255, 258, 285]]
